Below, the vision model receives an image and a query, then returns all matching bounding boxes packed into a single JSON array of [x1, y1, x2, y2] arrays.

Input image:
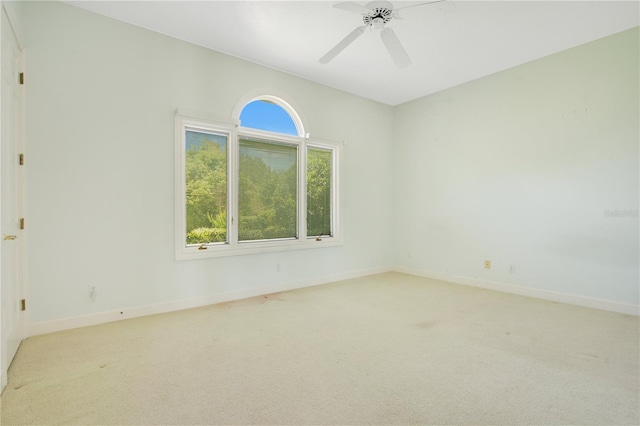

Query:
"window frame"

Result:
[[175, 109, 342, 260]]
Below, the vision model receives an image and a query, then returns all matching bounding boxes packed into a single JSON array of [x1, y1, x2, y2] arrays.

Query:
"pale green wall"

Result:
[[14, 1, 640, 325], [16, 1, 395, 323], [393, 27, 639, 304]]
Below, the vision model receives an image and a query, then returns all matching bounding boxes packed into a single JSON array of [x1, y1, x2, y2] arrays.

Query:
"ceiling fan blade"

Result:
[[380, 27, 411, 69], [319, 26, 366, 64], [394, 0, 447, 11], [333, 2, 371, 14]]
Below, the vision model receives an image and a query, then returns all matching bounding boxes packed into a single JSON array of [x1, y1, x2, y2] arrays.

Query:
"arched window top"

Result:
[[238, 96, 304, 137]]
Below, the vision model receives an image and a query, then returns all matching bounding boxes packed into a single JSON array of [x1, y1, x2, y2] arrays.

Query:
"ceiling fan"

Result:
[[319, 0, 446, 69]]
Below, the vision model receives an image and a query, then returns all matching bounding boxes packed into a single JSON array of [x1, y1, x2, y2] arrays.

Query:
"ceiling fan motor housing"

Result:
[[363, 1, 394, 27]]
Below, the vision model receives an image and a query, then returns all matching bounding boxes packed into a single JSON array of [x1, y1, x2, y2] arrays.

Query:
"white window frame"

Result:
[[175, 109, 342, 260]]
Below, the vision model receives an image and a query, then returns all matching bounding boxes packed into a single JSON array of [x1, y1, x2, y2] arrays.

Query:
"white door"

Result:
[[0, 6, 24, 392]]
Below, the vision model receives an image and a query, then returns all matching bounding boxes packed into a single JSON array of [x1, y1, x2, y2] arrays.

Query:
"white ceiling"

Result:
[[64, 1, 639, 106]]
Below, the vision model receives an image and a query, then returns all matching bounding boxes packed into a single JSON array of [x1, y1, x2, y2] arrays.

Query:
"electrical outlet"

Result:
[[484, 260, 491, 269], [509, 264, 516, 273], [89, 286, 97, 301]]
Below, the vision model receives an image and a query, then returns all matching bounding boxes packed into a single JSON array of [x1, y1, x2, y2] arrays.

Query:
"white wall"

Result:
[[393, 27, 639, 306], [14, 1, 640, 330], [16, 1, 395, 326]]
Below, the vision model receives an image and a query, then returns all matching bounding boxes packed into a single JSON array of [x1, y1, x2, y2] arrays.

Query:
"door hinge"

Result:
[[19, 153, 24, 165], [21, 299, 26, 311], [20, 218, 25, 230], [19, 72, 24, 85]]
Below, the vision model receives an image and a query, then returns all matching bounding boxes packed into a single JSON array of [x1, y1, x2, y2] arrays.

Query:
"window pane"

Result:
[[239, 100, 298, 135], [185, 129, 227, 245], [239, 138, 297, 241], [307, 147, 332, 237]]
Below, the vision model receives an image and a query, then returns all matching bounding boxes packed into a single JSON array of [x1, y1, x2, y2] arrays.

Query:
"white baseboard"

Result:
[[28, 265, 394, 337], [394, 265, 640, 316], [28, 264, 637, 336]]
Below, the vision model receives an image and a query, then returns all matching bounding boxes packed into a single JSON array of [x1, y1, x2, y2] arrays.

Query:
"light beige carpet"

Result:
[[1, 272, 638, 425]]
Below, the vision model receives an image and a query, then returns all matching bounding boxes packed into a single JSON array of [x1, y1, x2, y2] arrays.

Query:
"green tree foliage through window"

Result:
[[239, 139, 297, 241], [307, 147, 332, 237], [185, 130, 227, 244]]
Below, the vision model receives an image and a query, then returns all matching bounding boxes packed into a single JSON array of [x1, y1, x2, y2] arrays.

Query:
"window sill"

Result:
[[175, 237, 343, 260]]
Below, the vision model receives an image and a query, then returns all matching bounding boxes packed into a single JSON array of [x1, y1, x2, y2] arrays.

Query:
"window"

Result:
[[239, 138, 298, 241], [239, 100, 298, 135], [307, 146, 332, 238], [175, 98, 341, 259], [185, 129, 227, 245]]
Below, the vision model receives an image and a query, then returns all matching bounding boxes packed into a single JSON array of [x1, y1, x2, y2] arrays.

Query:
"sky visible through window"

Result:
[[240, 100, 298, 135]]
